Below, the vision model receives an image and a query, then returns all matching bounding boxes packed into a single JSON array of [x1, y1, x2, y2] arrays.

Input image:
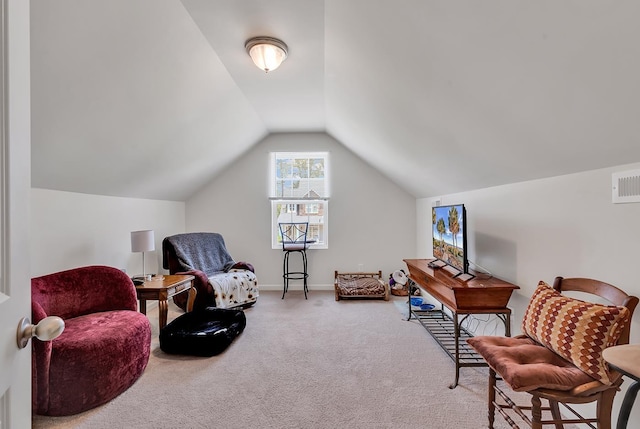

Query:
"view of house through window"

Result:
[[270, 152, 329, 249]]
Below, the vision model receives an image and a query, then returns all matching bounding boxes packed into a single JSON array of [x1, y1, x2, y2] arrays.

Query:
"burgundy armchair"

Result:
[[31, 265, 151, 416]]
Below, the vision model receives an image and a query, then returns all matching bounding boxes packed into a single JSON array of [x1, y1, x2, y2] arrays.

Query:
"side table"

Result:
[[603, 344, 640, 429], [135, 274, 196, 329]]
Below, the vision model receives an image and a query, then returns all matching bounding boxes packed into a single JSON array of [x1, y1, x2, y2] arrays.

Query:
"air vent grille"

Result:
[[612, 169, 640, 204]]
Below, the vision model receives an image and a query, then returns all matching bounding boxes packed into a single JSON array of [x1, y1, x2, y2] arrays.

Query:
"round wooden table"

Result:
[[603, 344, 640, 429]]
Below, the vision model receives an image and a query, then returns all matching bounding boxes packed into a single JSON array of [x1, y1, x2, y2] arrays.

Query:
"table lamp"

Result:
[[131, 230, 155, 280]]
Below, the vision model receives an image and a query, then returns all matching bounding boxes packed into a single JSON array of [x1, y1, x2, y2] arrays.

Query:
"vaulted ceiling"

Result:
[[30, 0, 640, 201]]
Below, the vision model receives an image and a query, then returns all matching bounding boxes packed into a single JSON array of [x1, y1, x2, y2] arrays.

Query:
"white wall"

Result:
[[186, 132, 416, 289], [417, 162, 640, 423], [30, 188, 185, 277]]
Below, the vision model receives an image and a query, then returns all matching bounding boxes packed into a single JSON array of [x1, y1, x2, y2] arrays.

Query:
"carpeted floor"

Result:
[[33, 291, 524, 429]]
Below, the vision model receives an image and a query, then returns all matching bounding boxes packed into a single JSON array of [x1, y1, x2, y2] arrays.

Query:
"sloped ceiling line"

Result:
[[31, 0, 640, 201]]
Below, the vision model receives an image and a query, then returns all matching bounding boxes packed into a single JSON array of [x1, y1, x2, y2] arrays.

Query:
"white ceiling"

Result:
[[30, 0, 640, 201]]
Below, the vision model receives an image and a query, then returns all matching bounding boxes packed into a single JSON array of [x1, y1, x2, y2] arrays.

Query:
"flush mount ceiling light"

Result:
[[245, 36, 288, 73]]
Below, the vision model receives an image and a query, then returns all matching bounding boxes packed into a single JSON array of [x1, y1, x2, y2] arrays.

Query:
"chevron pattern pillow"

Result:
[[521, 281, 630, 384]]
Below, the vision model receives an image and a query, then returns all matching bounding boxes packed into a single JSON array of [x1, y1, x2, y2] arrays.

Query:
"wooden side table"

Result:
[[603, 344, 640, 429], [135, 274, 196, 329]]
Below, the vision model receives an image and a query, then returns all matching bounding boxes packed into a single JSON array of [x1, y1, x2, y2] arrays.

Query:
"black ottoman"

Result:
[[159, 307, 246, 357]]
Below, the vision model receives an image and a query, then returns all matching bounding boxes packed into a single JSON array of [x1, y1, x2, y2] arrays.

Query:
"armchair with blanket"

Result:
[[163, 232, 258, 310]]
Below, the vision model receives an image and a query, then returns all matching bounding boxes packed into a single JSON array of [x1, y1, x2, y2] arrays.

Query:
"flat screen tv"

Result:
[[432, 204, 469, 275]]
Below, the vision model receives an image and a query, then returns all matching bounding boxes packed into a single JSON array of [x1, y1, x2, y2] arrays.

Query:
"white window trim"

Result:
[[269, 151, 330, 250]]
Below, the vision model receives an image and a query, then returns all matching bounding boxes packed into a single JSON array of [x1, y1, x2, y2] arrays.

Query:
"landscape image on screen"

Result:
[[432, 204, 465, 272]]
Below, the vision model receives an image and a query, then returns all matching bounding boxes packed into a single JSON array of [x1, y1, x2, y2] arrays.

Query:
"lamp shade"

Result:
[[245, 37, 288, 73], [131, 230, 155, 253]]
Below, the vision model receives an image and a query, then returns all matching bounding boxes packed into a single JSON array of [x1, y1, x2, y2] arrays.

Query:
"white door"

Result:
[[0, 1, 32, 428]]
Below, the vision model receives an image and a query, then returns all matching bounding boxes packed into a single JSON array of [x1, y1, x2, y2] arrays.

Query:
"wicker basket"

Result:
[[390, 287, 408, 296]]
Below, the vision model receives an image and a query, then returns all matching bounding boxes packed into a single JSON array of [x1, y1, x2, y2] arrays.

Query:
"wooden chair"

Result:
[[468, 277, 638, 429]]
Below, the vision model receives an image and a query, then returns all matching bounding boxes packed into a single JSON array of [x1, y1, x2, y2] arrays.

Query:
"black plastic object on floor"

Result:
[[159, 307, 246, 357]]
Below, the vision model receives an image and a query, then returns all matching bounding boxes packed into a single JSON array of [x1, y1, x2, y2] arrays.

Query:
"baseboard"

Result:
[[138, 285, 334, 313], [258, 283, 334, 291]]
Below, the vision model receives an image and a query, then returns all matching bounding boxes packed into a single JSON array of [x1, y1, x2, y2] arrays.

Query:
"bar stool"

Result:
[[279, 222, 310, 299], [603, 344, 640, 429]]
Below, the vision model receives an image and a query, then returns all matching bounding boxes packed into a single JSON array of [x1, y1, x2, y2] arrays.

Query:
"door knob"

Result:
[[17, 316, 65, 349]]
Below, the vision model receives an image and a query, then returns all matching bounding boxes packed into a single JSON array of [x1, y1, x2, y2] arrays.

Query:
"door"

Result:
[[0, 1, 32, 428]]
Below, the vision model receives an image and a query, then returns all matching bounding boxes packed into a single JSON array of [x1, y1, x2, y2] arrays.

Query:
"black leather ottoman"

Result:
[[159, 307, 246, 357]]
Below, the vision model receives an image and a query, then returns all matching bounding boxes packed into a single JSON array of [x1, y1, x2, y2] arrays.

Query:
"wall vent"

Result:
[[612, 169, 640, 203]]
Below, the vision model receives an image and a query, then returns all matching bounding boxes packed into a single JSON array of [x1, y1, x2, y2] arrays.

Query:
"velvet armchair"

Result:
[[31, 265, 151, 416]]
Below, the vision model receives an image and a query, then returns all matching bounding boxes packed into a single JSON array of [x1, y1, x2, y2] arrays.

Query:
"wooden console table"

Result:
[[403, 259, 519, 388]]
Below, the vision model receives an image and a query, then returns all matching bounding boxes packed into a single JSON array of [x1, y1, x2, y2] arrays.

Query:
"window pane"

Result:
[[272, 200, 328, 249], [271, 152, 328, 198]]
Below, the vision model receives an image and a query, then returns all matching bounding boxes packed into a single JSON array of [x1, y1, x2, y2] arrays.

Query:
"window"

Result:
[[270, 152, 329, 249], [305, 203, 319, 214]]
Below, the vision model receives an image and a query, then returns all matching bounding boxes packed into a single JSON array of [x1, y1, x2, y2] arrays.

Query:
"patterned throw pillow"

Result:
[[521, 281, 631, 385]]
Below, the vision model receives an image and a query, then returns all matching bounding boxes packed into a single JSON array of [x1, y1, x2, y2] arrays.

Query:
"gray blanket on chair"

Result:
[[166, 232, 235, 277]]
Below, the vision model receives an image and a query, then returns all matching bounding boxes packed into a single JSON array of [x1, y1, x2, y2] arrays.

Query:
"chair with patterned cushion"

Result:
[[467, 277, 638, 429]]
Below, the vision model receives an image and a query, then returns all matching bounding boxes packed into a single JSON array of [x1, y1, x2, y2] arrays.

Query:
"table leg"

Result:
[[158, 299, 168, 329], [186, 287, 197, 312], [617, 380, 639, 429], [450, 311, 460, 389], [139, 299, 147, 315]]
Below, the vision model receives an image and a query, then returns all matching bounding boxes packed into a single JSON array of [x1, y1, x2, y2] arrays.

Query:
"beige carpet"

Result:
[[33, 291, 523, 429]]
